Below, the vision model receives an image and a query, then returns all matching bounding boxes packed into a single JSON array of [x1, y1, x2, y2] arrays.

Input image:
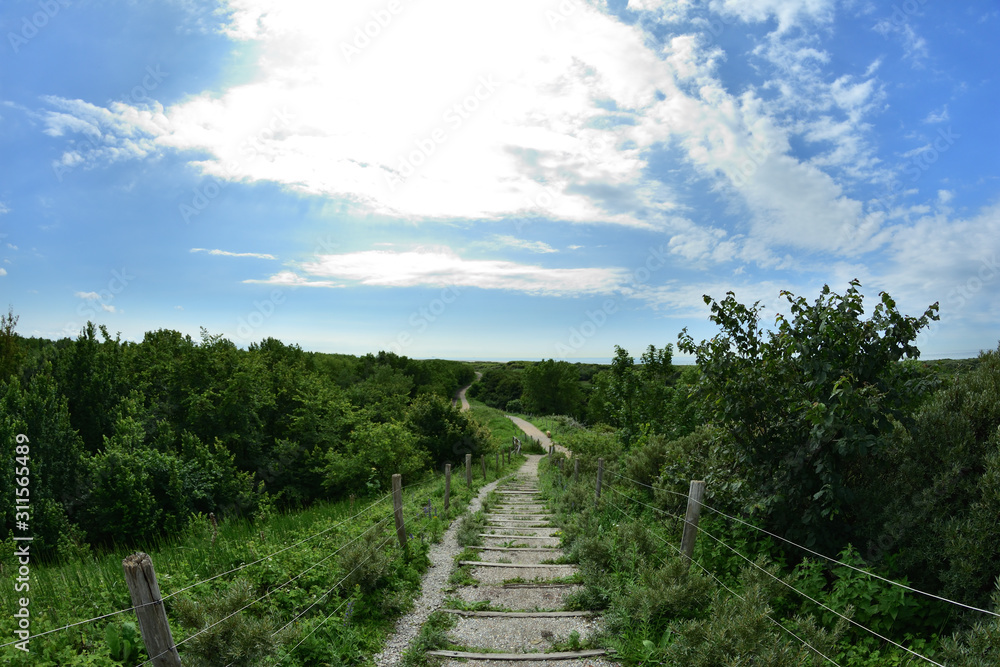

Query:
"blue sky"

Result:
[[1, 0, 998, 363]]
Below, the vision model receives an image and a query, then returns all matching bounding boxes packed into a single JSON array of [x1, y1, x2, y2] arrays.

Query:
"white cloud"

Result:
[[101, 304, 117, 313], [297, 247, 629, 296], [242, 271, 340, 287], [0, 202, 9, 215], [75, 291, 102, 300], [190, 247, 277, 259], [489, 235, 558, 253], [923, 105, 949, 124], [0, 268, 6, 277], [873, 14, 928, 64], [709, 0, 836, 33]]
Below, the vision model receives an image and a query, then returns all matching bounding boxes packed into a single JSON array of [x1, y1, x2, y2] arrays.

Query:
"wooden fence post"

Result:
[[122, 553, 182, 667], [481, 454, 486, 480], [595, 458, 604, 507], [680, 480, 706, 566], [392, 474, 407, 550], [444, 464, 451, 512], [574, 458, 579, 483], [466, 453, 472, 486], [495, 451, 499, 474]]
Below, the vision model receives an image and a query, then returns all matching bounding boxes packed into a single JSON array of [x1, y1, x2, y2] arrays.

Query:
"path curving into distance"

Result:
[[506, 416, 571, 457], [453, 371, 482, 412]]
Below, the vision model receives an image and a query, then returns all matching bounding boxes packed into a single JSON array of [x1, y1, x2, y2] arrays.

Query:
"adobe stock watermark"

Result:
[[384, 284, 463, 355], [11, 432, 32, 653], [514, 133, 618, 234], [916, 254, 998, 348], [883, 0, 930, 31], [340, 0, 409, 63], [383, 76, 500, 193], [235, 289, 285, 342], [179, 107, 295, 223], [53, 64, 169, 182], [844, 127, 959, 249], [7, 0, 69, 54], [555, 244, 671, 358], [60, 268, 134, 338]]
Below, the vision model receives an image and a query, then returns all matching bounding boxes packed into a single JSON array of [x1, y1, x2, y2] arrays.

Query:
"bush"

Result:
[[173, 579, 292, 667], [870, 346, 1000, 610]]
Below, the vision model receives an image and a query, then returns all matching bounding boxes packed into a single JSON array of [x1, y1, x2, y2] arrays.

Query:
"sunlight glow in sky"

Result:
[[2, 0, 998, 361]]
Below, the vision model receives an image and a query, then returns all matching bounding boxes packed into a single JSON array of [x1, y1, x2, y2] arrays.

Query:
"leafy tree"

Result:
[[869, 345, 1000, 609], [55, 323, 129, 452], [347, 364, 414, 423], [521, 359, 584, 417], [0, 306, 24, 382], [468, 365, 524, 410], [587, 344, 679, 444], [0, 365, 87, 554], [406, 393, 490, 466], [321, 420, 429, 495], [678, 281, 939, 551]]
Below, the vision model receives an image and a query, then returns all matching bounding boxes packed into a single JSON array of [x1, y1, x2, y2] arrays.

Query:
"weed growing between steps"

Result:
[[401, 611, 458, 667], [455, 510, 487, 546]]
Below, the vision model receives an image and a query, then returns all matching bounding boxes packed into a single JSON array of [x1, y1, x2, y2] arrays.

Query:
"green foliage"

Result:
[[104, 622, 138, 663], [0, 366, 86, 553], [522, 358, 585, 418], [870, 345, 1000, 610], [587, 344, 683, 444], [678, 281, 939, 551], [323, 420, 430, 495], [0, 305, 24, 382], [406, 393, 490, 466], [172, 578, 293, 666], [468, 365, 524, 410]]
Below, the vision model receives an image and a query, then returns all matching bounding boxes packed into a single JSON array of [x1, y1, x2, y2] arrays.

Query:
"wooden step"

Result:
[[427, 649, 608, 661], [476, 546, 559, 552], [478, 534, 558, 540], [460, 561, 576, 569], [441, 610, 593, 618]]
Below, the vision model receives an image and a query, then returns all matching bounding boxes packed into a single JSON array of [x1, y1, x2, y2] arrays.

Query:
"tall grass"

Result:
[[0, 454, 527, 666]]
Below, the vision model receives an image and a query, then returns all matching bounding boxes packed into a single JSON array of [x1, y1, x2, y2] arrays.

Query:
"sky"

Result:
[[1, 0, 998, 363]]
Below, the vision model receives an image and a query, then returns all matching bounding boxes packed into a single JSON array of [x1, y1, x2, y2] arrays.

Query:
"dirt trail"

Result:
[[453, 371, 482, 412], [506, 416, 572, 457]]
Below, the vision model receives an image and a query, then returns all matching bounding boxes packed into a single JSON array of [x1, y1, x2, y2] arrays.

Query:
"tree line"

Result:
[[0, 314, 483, 559]]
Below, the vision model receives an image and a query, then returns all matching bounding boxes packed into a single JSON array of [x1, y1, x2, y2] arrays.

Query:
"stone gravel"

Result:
[[450, 584, 583, 610], [470, 564, 578, 586], [375, 454, 617, 666], [371, 472, 504, 667], [448, 615, 601, 652]]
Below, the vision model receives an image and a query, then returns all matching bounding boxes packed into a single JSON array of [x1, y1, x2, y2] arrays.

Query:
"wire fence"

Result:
[[540, 456, 995, 667], [1, 454, 515, 665]]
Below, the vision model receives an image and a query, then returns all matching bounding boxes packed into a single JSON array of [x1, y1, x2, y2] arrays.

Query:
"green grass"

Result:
[[0, 462, 520, 667]]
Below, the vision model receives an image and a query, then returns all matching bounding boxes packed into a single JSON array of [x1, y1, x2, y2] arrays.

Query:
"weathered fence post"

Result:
[[392, 474, 407, 550], [574, 458, 579, 483], [444, 464, 451, 512], [481, 454, 486, 479], [466, 453, 472, 485], [595, 458, 604, 507], [495, 451, 500, 474], [680, 480, 706, 566], [122, 553, 182, 667]]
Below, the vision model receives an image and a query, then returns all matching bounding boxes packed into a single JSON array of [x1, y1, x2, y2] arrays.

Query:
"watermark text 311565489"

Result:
[[12, 433, 32, 653]]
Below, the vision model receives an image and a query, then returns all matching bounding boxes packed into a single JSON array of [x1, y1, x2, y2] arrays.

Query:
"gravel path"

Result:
[[506, 416, 572, 457], [375, 450, 617, 666], [452, 372, 481, 411], [372, 464, 503, 667]]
